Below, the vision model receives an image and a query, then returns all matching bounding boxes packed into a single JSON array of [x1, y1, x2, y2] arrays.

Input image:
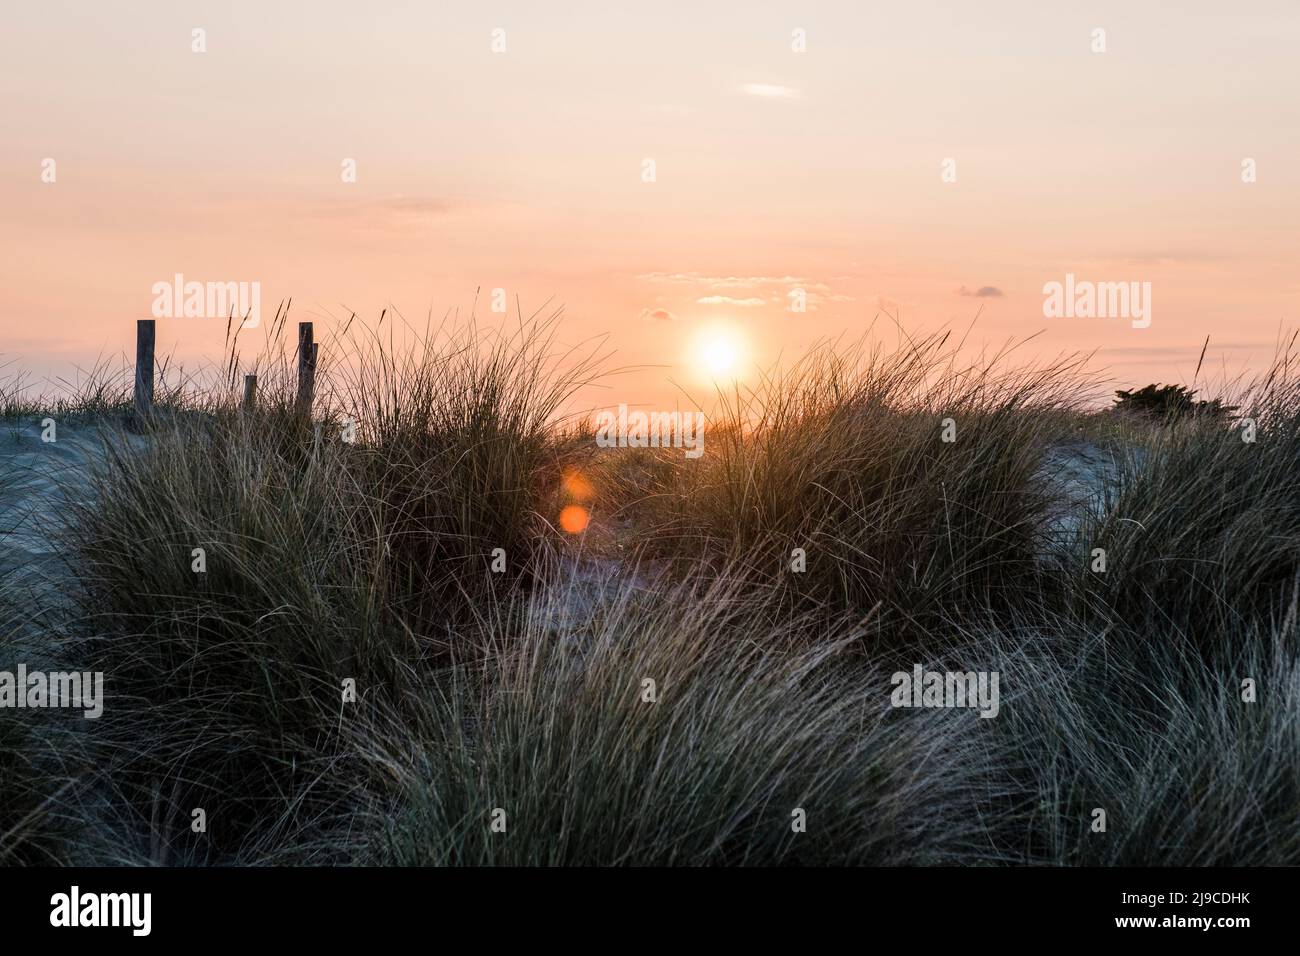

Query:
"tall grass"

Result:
[[985, 604, 1300, 865], [359, 570, 1006, 866], [0, 584, 80, 864], [1074, 338, 1300, 659], [51, 309, 602, 858], [1, 315, 1296, 865], [329, 307, 606, 626], [640, 333, 1090, 635]]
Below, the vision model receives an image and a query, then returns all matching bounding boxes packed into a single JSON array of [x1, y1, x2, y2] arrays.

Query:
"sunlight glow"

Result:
[[691, 324, 749, 383]]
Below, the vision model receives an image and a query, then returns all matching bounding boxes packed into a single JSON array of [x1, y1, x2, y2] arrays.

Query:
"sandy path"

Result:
[[1035, 438, 1133, 557], [0, 418, 144, 656]]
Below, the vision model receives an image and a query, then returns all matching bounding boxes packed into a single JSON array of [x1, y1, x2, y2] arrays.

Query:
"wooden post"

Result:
[[134, 319, 155, 420], [297, 322, 315, 413], [242, 374, 257, 411]]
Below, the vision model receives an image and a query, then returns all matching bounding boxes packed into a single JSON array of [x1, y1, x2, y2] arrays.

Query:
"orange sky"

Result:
[[3, 1, 1299, 412]]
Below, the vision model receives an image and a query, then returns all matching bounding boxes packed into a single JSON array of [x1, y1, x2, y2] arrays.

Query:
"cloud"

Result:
[[637, 272, 853, 314], [696, 295, 766, 307], [740, 83, 799, 99], [958, 285, 1004, 298], [639, 307, 676, 322]]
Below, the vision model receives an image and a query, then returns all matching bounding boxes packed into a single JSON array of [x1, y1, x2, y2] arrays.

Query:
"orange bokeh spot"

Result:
[[559, 505, 590, 534], [561, 468, 595, 501]]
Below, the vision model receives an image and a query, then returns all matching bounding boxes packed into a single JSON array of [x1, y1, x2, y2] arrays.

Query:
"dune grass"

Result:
[[985, 604, 1300, 866], [634, 333, 1091, 638], [0, 314, 1297, 866], [360, 571, 1005, 866], [1073, 353, 1300, 659]]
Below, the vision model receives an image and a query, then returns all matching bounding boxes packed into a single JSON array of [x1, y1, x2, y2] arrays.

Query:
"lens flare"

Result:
[[561, 468, 595, 501], [559, 505, 590, 534]]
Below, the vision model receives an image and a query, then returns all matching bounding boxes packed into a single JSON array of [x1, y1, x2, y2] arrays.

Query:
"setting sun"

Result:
[[691, 324, 749, 383]]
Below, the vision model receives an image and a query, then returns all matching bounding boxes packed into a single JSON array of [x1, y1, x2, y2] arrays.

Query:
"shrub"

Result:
[[1112, 383, 1236, 423]]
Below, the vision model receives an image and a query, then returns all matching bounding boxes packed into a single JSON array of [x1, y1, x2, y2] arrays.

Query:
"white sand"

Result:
[[0, 418, 145, 654], [1035, 438, 1137, 559]]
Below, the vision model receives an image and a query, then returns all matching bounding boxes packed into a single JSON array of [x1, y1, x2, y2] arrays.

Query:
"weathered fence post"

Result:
[[297, 322, 315, 413], [134, 319, 155, 420], [242, 374, 257, 411]]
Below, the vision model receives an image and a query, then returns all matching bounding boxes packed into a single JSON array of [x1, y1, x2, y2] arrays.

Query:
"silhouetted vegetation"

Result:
[[1113, 383, 1237, 422], [1, 318, 1297, 866]]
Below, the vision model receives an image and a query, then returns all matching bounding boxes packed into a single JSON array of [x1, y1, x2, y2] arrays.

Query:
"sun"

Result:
[[691, 324, 749, 383]]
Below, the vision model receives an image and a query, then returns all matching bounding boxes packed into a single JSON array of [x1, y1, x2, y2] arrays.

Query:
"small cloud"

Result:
[[639, 307, 676, 322], [697, 295, 766, 307], [958, 285, 1004, 298], [740, 83, 799, 99]]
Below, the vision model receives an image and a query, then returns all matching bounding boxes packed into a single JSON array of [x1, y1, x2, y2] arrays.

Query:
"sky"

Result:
[[3, 0, 1299, 412]]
